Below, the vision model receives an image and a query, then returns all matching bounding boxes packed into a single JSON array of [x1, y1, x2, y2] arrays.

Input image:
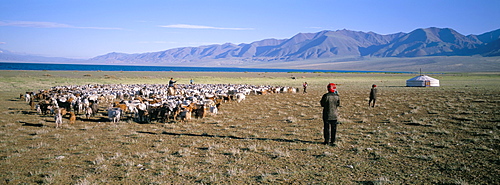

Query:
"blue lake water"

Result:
[[0, 62, 411, 73]]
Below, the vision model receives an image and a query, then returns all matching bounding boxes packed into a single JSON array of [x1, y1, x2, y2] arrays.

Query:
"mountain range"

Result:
[[0, 49, 81, 63], [89, 27, 500, 65], [1, 27, 499, 72]]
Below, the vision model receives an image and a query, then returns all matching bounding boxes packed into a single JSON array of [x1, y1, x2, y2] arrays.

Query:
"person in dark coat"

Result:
[[168, 78, 177, 88], [369, 84, 377, 107], [320, 83, 341, 145]]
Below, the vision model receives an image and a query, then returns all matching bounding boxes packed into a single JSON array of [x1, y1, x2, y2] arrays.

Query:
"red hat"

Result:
[[327, 83, 336, 93], [372, 84, 377, 87]]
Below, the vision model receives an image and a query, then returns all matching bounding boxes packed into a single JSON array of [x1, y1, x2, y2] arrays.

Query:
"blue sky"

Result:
[[1, 0, 499, 59]]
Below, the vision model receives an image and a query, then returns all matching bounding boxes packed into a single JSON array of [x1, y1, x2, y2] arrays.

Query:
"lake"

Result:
[[0, 62, 410, 73]]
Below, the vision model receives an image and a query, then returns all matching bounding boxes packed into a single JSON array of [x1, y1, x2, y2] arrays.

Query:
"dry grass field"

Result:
[[0, 70, 499, 184]]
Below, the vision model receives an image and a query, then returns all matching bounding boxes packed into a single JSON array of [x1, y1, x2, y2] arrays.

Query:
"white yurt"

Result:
[[406, 75, 440, 87]]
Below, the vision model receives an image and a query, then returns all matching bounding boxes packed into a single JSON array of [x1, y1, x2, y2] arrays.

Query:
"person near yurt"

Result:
[[369, 84, 377, 107], [406, 75, 440, 87]]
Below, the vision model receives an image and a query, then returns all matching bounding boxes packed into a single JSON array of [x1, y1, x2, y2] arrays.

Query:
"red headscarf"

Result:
[[327, 83, 336, 93]]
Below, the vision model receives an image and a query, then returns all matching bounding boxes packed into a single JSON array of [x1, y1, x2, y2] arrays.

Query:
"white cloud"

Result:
[[0, 21, 71, 28], [160, 24, 253, 30], [0, 21, 122, 30], [0, 42, 5, 44]]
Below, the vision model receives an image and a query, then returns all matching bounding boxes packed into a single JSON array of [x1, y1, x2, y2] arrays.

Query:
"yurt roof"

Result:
[[407, 75, 439, 81]]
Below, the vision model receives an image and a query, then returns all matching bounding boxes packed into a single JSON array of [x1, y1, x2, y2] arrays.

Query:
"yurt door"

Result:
[[425, 80, 430, 87]]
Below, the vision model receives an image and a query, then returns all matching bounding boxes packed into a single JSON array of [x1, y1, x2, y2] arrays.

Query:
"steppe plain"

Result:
[[0, 70, 498, 184]]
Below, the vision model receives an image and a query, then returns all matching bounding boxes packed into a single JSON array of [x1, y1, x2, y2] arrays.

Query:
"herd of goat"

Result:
[[22, 83, 299, 127]]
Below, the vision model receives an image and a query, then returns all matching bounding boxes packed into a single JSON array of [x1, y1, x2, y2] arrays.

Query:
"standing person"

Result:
[[168, 78, 177, 88], [190, 79, 194, 84], [302, 82, 308, 93], [320, 83, 341, 145], [369, 84, 377, 107]]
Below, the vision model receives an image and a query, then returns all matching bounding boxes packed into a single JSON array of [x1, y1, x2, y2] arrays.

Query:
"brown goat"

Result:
[[69, 112, 76, 124], [193, 104, 206, 119]]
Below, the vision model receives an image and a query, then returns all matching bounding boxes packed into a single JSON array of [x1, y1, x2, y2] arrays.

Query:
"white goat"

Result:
[[235, 93, 246, 103], [55, 111, 63, 128]]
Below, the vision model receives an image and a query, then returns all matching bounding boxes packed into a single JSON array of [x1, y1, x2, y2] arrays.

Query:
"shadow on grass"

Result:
[[80, 117, 110, 123], [356, 181, 388, 185], [21, 110, 39, 115], [20, 121, 44, 127], [136, 131, 322, 145], [405, 122, 434, 127]]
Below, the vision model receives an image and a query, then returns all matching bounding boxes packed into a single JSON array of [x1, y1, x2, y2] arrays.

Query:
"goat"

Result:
[[203, 100, 218, 117], [29, 97, 35, 110], [39, 101, 52, 115], [74, 99, 83, 115], [235, 93, 246, 103], [69, 112, 76, 124], [55, 109, 63, 128], [84, 106, 93, 120], [178, 104, 194, 121], [136, 103, 149, 123], [171, 104, 181, 121], [127, 105, 138, 120], [159, 101, 177, 123], [148, 104, 162, 122], [113, 102, 128, 116], [57, 100, 71, 112], [91, 101, 99, 116], [57, 108, 68, 117], [193, 103, 206, 119], [24, 93, 31, 103], [257, 89, 268, 95], [209, 105, 218, 116], [36, 104, 41, 114], [108, 108, 121, 123]]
